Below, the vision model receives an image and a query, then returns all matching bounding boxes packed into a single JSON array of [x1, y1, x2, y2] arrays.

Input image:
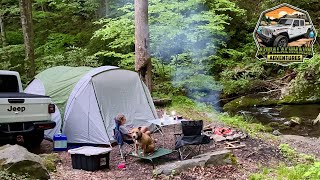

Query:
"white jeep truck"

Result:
[[258, 18, 313, 47], [0, 70, 56, 147]]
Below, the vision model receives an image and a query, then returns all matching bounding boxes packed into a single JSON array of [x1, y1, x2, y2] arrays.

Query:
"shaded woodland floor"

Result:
[[33, 123, 285, 180]]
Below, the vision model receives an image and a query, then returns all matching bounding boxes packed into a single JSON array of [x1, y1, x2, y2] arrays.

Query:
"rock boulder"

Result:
[[0, 144, 49, 180], [155, 150, 235, 175]]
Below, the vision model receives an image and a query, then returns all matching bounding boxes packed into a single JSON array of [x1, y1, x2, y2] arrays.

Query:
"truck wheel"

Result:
[[273, 35, 288, 47], [304, 29, 311, 38], [24, 130, 44, 147]]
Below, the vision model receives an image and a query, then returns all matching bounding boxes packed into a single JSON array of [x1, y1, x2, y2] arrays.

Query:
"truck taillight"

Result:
[[48, 104, 55, 113]]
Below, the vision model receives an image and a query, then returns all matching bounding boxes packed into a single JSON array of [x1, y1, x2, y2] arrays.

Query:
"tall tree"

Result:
[[0, 13, 6, 47], [134, 0, 152, 91], [19, 0, 35, 78], [0, 3, 7, 47], [97, 0, 110, 17]]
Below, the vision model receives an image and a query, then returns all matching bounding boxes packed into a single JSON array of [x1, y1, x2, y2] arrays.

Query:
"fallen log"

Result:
[[153, 98, 172, 106]]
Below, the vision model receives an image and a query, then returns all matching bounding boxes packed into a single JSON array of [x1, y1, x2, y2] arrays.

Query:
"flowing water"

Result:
[[235, 104, 320, 137]]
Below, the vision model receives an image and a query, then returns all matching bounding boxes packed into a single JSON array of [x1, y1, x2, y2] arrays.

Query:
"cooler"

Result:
[[53, 133, 67, 151], [68, 146, 112, 171]]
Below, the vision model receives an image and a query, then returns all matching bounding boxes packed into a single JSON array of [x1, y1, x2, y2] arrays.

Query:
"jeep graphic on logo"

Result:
[[253, 3, 317, 65]]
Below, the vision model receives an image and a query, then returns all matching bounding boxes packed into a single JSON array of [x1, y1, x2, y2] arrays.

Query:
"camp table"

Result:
[[126, 148, 173, 169], [148, 118, 186, 147]]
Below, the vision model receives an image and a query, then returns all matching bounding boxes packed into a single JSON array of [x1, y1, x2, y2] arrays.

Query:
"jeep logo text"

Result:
[[7, 106, 25, 112]]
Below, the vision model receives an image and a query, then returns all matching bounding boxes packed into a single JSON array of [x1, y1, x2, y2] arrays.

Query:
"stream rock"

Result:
[[154, 150, 235, 175], [272, 130, 282, 136], [283, 121, 292, 126], [223, 95, 278, 111], [312, 113, 320, 125], [0, 144, 49, 179], [290, 116, 301, 125]]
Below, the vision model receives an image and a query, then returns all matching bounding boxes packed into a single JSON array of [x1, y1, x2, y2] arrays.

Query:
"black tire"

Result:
[[24, 130, 44, 148], [273, 35, 288, 47], [304, 29, 311, 38]]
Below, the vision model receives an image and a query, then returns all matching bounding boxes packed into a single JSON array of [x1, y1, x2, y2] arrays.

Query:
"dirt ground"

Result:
[[280, 135, 320, 158], [32, 123, 284, 180]]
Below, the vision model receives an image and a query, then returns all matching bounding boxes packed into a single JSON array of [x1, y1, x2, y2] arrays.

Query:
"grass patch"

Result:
[[164, 95, 215, 121], [218, 114, 271, 136], [250, 144, 318, 180], [40, 153, 60, 172], [250, 163, 313, 180], [163, 96, 271, 137], [279, 144, 315, 164]]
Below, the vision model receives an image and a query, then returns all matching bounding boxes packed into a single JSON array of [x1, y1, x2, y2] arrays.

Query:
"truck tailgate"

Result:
[[0, 93, 51, 123]]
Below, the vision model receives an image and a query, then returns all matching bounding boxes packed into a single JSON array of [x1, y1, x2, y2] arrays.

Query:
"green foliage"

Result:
[[250, 143, 318, 180], [250, 162, 320, 180], [287, 55, 320, 102], [92, 4, 135, 67], [33, 0, 98, 18], [223, 95, 278, 111], [279, 144, 316, 164], [170, 53, 222, 99], [216, 44, 267, 95], [6, 31, 24, 45], [148, 0, 242, 98], [37, 33, 78, 56], [149, 0, 243, 60], [41, 153, 60, 172], [165, 95, 214, 121], [218, 114, 269, 136], [36, 47, 101, 73], [93, 0, 242, 99], [0, 45, 25, 77], [0, 170, 30, 180], [250, 163, 311, 180], [303, 162, 320, 178], [279, 144, 297, 161], [152, 81, 182, 99]]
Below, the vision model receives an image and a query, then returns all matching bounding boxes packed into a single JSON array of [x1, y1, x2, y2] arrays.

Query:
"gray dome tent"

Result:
[[25, 66, 157, 145]]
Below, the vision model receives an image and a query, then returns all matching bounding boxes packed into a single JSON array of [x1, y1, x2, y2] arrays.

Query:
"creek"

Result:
[[234, 104, 320, 137]]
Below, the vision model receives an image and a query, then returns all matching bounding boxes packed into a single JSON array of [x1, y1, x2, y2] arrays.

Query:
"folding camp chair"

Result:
[[174, 120, 212, 160], [113, 120, 135, 160]]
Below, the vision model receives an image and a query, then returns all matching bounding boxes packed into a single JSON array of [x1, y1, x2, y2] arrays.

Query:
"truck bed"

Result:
[[0, 93, 52, 123], [0, 92, 49, 98]]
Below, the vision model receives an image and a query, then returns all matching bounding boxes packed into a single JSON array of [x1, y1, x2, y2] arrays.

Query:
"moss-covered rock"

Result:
[[290, 116, 301, 125], [223, 95, 278, 111], [279, 95, 320, 105], [40, 153, 60, 172], [0, 145, 49, 180], [224, 94, 320, 111], [267, 122, 290, 130]]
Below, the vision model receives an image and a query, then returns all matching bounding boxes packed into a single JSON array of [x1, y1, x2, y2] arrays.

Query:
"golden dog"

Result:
[[131, 127, 155, 156]]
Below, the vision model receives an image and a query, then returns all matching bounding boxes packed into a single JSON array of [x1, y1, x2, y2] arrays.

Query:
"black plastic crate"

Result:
[[69, 146, 112, 171]]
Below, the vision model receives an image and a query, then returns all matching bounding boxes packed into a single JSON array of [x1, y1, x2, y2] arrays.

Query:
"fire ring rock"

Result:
[[0, 144, 49, 180]]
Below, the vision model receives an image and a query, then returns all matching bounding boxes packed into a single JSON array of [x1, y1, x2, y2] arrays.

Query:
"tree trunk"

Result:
[[105, 0, 110, 16], [97, 0, 110, 17], [0, 2, 7, 48], [134, 0, 152, 92], [19, 0, 35, 78], [0, 14, 6, 47]]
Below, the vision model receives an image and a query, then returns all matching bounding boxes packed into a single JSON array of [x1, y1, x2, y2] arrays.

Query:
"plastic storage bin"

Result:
[[68, 146, 112, 171], [53, 133, 67, 151]]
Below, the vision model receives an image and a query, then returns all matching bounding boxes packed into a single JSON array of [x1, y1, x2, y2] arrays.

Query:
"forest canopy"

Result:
[[0, 0, 319, 105]]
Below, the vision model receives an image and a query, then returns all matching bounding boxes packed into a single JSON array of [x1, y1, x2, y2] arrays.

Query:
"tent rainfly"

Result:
[[25, 66, 158, 145]]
